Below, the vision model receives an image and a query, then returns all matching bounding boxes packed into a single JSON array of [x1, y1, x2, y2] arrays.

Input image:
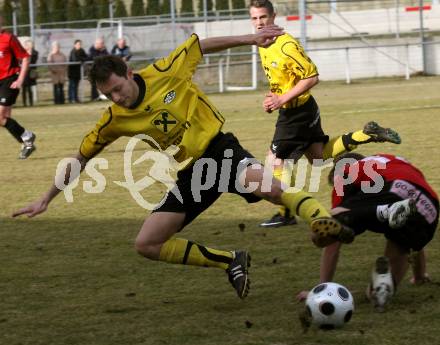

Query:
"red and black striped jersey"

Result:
[[0, 30, 29, 80], [332, 154, 438, 208]]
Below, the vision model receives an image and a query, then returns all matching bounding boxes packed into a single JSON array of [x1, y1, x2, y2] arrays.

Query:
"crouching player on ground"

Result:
[[297, 152, 438, 310]]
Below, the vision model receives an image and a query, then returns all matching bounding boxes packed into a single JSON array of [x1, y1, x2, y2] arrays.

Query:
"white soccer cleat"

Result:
[[366, 256, 394, 312], [388, 198, 417, 229]]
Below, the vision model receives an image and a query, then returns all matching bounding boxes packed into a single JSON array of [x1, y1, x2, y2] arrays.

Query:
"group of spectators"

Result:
[[22, 37, 132, 106]]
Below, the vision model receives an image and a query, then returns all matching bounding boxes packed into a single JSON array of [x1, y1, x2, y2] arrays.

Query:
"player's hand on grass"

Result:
[[410, 273, 431, 285], [296, 290, 309, 302], [12, 198, 48, 218]]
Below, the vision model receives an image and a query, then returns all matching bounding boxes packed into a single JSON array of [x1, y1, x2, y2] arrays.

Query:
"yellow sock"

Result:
[[351, 130, 373, 143], [273, 166, 292, 217], [281, 188, 330, 224], [323, 130, 375, 159], [159, 237, 233, 270], [322, 136, 348, 159]]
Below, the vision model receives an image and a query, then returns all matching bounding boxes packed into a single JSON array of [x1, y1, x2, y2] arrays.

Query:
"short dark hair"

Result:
[[327, 152, 366, 186], [249, 0, 275, 16], [88, 55, 128, 85], [74, 39, 81, 44]]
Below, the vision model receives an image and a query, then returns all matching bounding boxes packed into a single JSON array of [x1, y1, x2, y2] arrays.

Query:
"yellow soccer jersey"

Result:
[[259, 33, 318, 108], [80, 34, 225, 168]]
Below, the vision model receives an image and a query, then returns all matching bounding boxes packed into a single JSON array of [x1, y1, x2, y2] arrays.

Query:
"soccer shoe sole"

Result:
[[310, 218, 355, 244], [363, 121, 402, 144], [389, 198, 417, 229]]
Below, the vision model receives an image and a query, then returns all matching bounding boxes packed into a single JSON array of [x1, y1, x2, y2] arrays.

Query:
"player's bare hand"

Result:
[[255, 25, 284, 48], [410, 273, 431, 285], [296, 290, 309, 302], [10, 80, 23, 89], [12, 198, 48, 218], [263, 92, 284, 112], [263, 96, 272, 113]]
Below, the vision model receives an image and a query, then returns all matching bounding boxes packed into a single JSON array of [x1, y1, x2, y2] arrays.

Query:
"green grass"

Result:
[[1, 76, 440, 345]]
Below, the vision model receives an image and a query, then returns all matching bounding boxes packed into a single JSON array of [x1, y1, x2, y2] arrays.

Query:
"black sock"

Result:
[[4, 118, 25, 143]]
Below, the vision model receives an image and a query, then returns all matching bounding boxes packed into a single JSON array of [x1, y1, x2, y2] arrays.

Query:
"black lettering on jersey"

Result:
[[263, 65, 271, 80], [144, 105, 152, 114], [270, 83, 282, 94], [153, 111, 178, 133]]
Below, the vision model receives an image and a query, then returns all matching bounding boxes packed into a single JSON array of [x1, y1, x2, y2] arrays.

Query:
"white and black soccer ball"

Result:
[[305, 282, 354, 329]]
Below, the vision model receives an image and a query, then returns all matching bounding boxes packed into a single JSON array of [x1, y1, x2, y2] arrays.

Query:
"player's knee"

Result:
[[134, 237, 158, 260], [0, 111, 7, 125]]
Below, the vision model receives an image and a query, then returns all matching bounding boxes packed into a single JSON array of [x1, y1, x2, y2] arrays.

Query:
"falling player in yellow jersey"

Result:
[[14, 27, 354, 300], [249, 0, 402, 228]]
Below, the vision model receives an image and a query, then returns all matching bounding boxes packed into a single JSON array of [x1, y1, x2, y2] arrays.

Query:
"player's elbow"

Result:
[[312, 75, 319, 86]]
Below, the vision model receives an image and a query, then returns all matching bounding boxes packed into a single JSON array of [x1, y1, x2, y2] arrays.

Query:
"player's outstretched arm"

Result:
[[319, 241, 342, 283], [12, 152, 89, 218], [199, 25, 283, 54], [296, 239, 342, 302]]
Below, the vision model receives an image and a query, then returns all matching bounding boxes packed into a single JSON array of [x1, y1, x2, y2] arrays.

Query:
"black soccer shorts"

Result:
[[152, 132, 262, 228], [0, 74, 20, 106], [270, 96, 329, 161], [334, 182, 439, 251]]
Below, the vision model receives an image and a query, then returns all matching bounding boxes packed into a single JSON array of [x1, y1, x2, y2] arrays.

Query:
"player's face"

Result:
[[249, 7, 275, 31], [97, 70, 138, 108]]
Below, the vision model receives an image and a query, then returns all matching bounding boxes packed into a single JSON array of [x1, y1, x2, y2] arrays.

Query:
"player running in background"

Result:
[[249, 1, 401, 228], [13, 28, 355, 300], [297, 152, 438, 311], [0, 15, 36, 159]]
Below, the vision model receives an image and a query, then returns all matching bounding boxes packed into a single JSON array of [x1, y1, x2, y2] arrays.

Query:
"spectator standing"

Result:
[[68, 39, 88, 103], [47, 41, 67, 104], [22, 39, 39, 107], [88, 37, 109, 100], [111, 37, 132, 62]]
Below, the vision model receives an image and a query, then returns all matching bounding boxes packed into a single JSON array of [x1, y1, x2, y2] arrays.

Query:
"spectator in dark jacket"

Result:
[[68, 39, 88, 103], [22, 39, 39, 106], [111, 38, 132, 62], [88, 37, 109, 101]]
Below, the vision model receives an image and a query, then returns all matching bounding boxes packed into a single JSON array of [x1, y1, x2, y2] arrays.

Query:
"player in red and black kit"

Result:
[[329, 152, 438, 251], [297, 152, 438, 307], [0, 15, 36, 159]]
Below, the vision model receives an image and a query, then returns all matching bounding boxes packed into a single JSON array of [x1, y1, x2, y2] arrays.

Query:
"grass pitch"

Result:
[[1, 76, 440, 345]]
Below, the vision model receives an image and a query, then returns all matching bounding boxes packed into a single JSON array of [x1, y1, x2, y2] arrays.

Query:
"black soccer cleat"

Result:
[[227, 251, 251, 299], [363, 121, 401, 144], [310, 217, 355, 244], [259, 212, 298, 228], [19, 133, 36, 159]]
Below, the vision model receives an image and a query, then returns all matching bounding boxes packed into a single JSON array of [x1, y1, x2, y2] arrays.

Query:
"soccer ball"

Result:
[[305, 282, 354, 329]]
